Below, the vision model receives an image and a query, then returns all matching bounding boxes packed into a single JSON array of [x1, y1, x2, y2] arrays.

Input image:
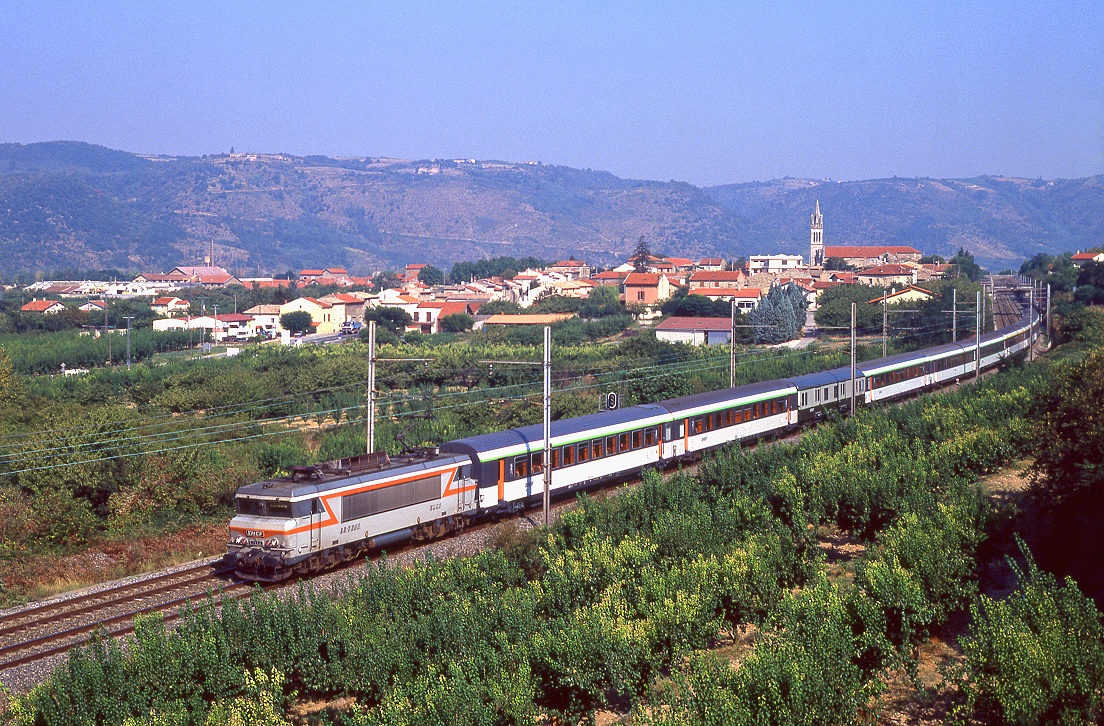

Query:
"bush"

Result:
[[952, 544, 1104, 725]]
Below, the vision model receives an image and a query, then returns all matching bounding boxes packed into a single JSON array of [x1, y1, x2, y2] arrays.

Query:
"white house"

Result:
[[749, 254, 804, 274]]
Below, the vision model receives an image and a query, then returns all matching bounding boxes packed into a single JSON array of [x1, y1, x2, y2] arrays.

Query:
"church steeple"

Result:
[[810, 200, 824, 266]]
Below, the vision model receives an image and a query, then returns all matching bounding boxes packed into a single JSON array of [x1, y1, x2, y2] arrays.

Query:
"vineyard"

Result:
[[6, 327, 1103, 724]]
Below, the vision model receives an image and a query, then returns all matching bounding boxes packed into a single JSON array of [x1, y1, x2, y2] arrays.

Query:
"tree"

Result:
[[824, 257, 856, 271], [364, 306, 412, 333], [919, 254, 946, 264], [279, 311, 313, 334], [371, 271, 402, 291], [948, 247, 984, 281], [579, 285, 624, 318], [748, 284, 804, 343], [417, 265, 444, 286], [439, 313, 474, 332], [632, 235, 651, 271], [1074, 261, 1104, 305], [814, 284, 883, 332], [1020, 253, 1080, 294]]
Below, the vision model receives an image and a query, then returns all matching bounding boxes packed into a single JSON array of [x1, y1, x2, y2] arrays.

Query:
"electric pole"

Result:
[[850, 302, 856, 415], [212, 304, 219, 344], [543, 325, 552, 527], [975, 291, 981, 380], [882, 291, 888, 358], [103, 299, 111, 366], [124, 316, 135, 369], [1029, 284, 1034, 362], [366, 320, 377, 454], [730, 299, 737, 388], [1046, 283, 1051, 345], [952, 287, 957, 342]]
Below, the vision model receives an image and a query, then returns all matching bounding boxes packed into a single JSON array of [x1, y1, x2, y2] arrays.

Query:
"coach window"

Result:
[[631, 430, 642, 449], [563, 445, 575, 466], [619, 433, 631, 451], [550, 448, 561, 469], [514, 456, 529, 479], [577, 443, 590, 462], [691, 417, 703, 434], [644, 427, 657, 446], [592, 439, 604, 459], [532, 451, 544, 474], [606, 435, 617, 453]]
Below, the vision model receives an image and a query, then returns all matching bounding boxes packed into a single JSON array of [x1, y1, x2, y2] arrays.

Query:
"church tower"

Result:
[[810, 200, 824, 266]]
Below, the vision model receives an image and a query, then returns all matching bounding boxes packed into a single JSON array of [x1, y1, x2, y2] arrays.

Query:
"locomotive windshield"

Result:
[[236, 497, 294, 517]]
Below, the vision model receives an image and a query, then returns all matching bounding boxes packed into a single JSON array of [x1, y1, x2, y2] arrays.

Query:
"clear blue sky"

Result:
[[2, 1, 1101, 186]]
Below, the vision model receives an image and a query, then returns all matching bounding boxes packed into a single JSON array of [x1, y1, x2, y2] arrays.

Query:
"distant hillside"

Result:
[[706, 176, 1104, 269], [0, 141, 1100, 274]]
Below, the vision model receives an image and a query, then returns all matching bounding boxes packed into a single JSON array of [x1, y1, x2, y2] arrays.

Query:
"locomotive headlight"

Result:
[[234, 536, 247, 545], [265, 538, 280, 548]]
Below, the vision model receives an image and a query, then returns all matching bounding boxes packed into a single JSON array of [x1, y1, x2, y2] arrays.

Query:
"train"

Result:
[[226, 309, 1039, 581]]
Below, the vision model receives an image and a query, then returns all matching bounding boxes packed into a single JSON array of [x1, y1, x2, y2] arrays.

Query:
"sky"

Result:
[[1, 1, 1102, 186]]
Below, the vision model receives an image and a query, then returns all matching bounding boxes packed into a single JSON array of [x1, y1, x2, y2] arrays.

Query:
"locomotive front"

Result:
[[226, 491, 312, 581]]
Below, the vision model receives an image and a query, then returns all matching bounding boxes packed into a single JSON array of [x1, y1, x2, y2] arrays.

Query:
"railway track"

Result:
[[0, 561, 253, 671]]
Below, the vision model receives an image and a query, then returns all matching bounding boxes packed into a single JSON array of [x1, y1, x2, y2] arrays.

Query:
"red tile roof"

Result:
[[215, 314, 253, 322], [624, 272, 661, 286], [300, 269, 325, 276], [1072, 252, 1102, 261], [858, 264, 915, 276], [689, 271, 746, 283], [298, 296, 332, 309], [21, 299, 64, 312], [655, 316, 732, 331], [553, 259, 587, 267], [823, 245, 920, 258], [698, 257, 725, 266], [688, 288, 761, 298], [592, 270, 627, 280]]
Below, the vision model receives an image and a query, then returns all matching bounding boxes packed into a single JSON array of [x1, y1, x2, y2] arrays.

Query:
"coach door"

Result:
[[309, 498, 322, 552]]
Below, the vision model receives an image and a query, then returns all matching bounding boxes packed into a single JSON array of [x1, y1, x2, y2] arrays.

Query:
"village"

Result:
[[9, 203, 999, 348]]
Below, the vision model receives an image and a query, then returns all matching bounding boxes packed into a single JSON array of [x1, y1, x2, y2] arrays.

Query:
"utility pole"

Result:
[[730, 299, 737, 388], [1046, 283, 1051, 344], [952, 288, 957, 342], [103, 299, 111, 365], [850, 302, 856, 416], [366, 320, 377, 454], [1029, 284, 1034, 362], [212, 304, 219, 344], [124, 316, 135, 369], [975, 291, 981, 380], [882, 291, 888, 358], [543, 325, 552, 527]]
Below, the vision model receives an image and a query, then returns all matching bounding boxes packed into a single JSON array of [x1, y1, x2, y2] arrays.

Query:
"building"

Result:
[[688, 287, 762, 310], [697, 257, 726, 271], [243, 304, 283, 336], [1072, 251, 1104, 267], [78, 300, 107, 313], [320, 293, 366, 325], [481, 313, 576, 328], [866, 285, 936, 305], [548, 259, 592, 280], [407, 301, 479, 334], [279, 296, 340, 334], [623, 272, 674, 305], [687, 270, 748, 290], [21, 299, 66, 314], [168, 266, 241, 287], [655, 317, 732, 346], [591, 270, 628, 286], [821, 246, 922, 268], [749, 254, 804, 274], [151, 296, 190, 317], [211, 314, 254, 342], [810, 200, 824, 266], [857, 264, 918, 287]]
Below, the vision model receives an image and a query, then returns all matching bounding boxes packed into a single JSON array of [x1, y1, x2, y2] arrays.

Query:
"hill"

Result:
[[0, 141, 1100, 274]]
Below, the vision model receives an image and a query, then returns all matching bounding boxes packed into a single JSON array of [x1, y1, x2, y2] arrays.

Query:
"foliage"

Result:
[[278, 311, 312, 335], [948, 247, 985, 281], [951, 544, 1104, 726], [1020, 252, 1081, 293], [578, 285, 624, 319], [0, 329, 194, 375], [633, 235, 651, 271], [748, 283, 805, 343], [824, 256, 856, 270], [416, 265, 444, 286], [1074, 261, 1104, 306], [448, 256, 547, 284], [1028, 348, 1104, 506], [363, 306, 412, 333], [439, 313, 473, 332]]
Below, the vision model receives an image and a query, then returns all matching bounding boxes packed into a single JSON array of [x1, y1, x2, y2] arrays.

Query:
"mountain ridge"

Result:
[[0, 141, 1100, 274]]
